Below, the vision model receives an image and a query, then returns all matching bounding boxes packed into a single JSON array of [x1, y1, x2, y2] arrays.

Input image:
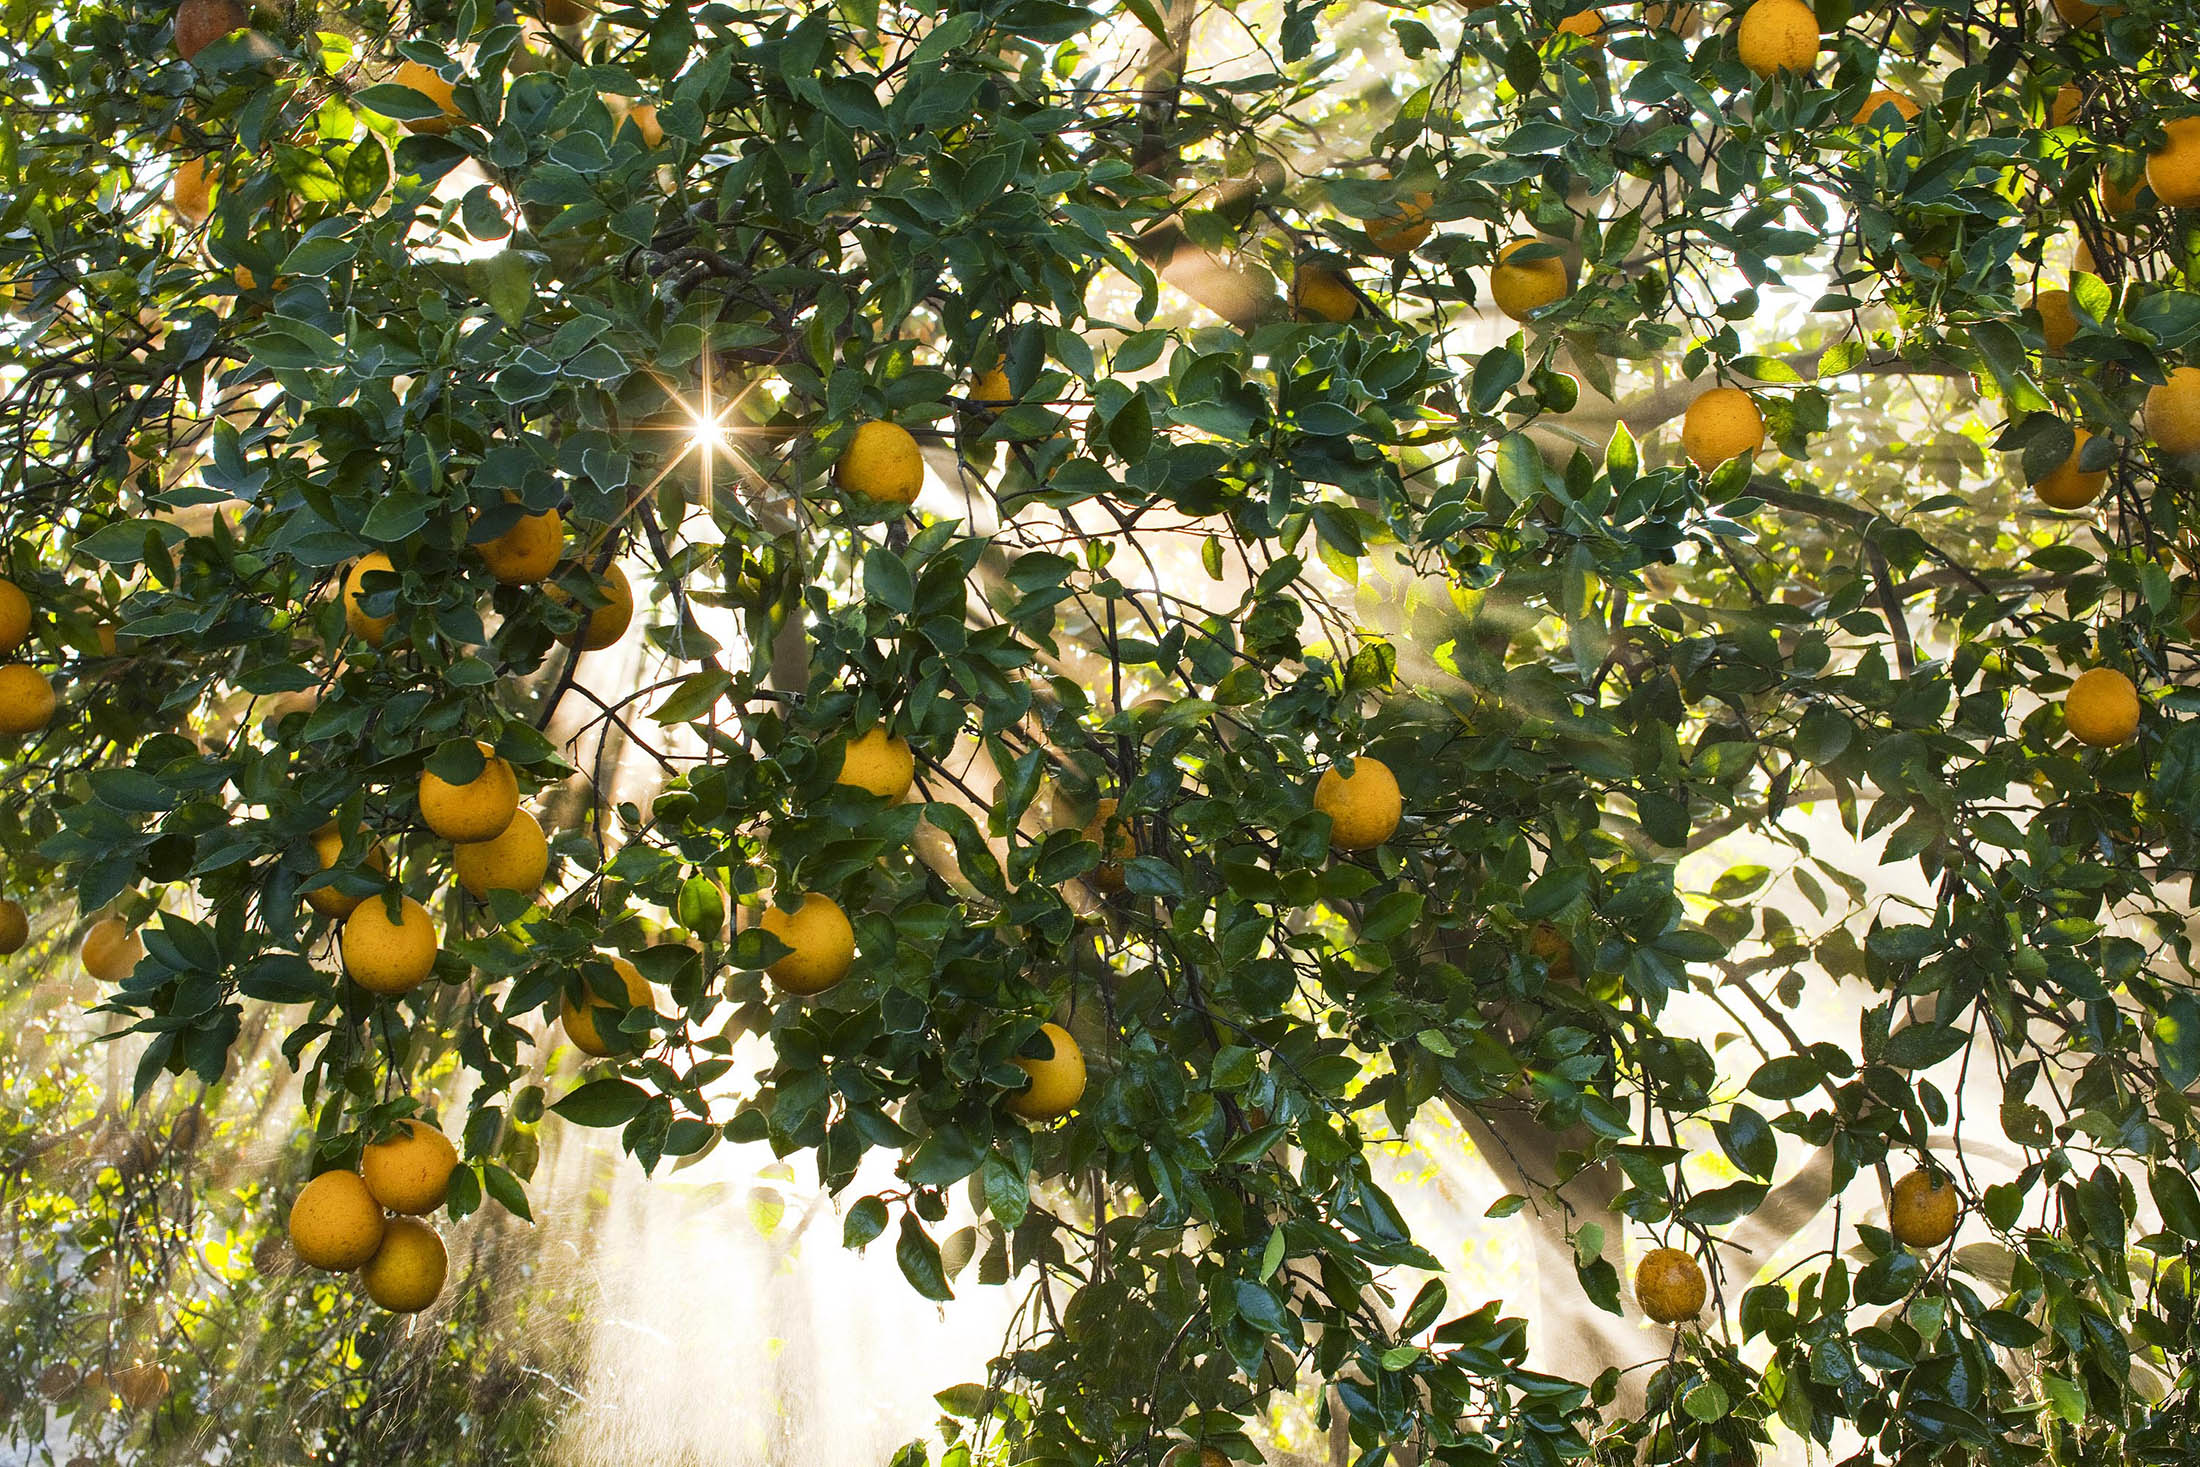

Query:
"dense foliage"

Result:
[[8, 0, 2200, 1462]]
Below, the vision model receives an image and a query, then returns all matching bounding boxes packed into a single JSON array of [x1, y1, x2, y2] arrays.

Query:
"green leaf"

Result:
[[844, 1195, 889, 1249], [896, 1213, 954, 1301], [551, 1078, 649, 1127]]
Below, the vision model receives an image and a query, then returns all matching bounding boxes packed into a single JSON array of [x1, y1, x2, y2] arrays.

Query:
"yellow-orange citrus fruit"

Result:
[[622, 102, 664, 147], [1635, 1246, 1707, 1323], [759, 892, 855, 995], [2033, 428, 2107, 510], [81, 917, 142, 982], [2033, 289, 2077, 352], [1314, 757, 1403, 850], [546, 0, 594, 22], [1365, 192, 1434, 256], [2146, 368, 2200, 455], [970, 367, 1013, 403], [2148, 117, 2200, 209], [1293, 266, 1360, 323], [362, 1216, 447, 1312], [1681, 387, 1766, 469], [1852, 90, 1920, 126], [343, 552, 397, 646], [341, 895, 439, 995], [0, 664, 53, 734], [307, 822, 386, 919], [1735, 0, 1819, 78], [0, 578, 30, 652], [2050, 84, 2081, 128], [2052, 0, 2118, 28], [1083, 796, 1135, 893], [551, 561, 634, 650], [476, 504, 563, 585], [288, 1169, 385, 1270], [1528, 921, 1576, 982], [561, 955, 653, 1056], [419, 741, 519, 843], [1646, 2, 1700, 29], [395, 61, 461, 134], [1007, 1021, 1087, 1120], [1553, 8, 1606, 44], [1888, 1168, 1960, 1248], [1489, 239, 1568, 320], [835, 420, 925, 504], [361, 1119, 459, 1215], [175, 0, 246, 59], [835, 727, 916, 801], [0, 898, 25, 956], [454, 808, 549, 901], [172, 157, 213, 224], [2063, 666, 2141, 748]]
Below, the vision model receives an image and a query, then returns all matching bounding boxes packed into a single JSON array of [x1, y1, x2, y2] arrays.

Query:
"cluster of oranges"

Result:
[[287, 1119, 459, 1312]]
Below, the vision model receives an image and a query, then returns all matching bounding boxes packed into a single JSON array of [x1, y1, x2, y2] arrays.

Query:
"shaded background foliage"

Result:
[[6, 0, 2200, 1463]]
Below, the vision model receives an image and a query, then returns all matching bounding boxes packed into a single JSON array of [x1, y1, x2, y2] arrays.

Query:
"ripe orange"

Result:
[[81, 917, 143, 982], [0, 664, 54, 734], [2032, 288, 2077, 352], [171, 157, 213, 224], [1489, 240, 1568, 320], [2146, 368, 2200, 455], [561, 955, 653, 1056], [1292, 266, 1360, 323], [835, 727, 916, 801], [342, 552, 397, 646], [0, 897, 26, 955], [360, 1118, 459, 1215], [2032, 428, 2106, 510], [1681, 386, 1765, 469], [835, 421, 925, 504], [288, 1169, 385, 1270], [1553, 9, 1606, 47], [475, 502, 563, 585], [1365, 192, 1434, 256], [1851, 90, 1919, 126], [1635, 1246, 1707, 1323], [1735, 0, 1819, 79], [552, 561, 635, 650], [394, 61, 462, 135], [1083, 796, 1135, 892], [453, 808, 549, 900], [419, 740, 519, 842], [2063, 666, 2141, 748], [2049, 84, 2081, 128], [362, 1216, 448, 1311], [0, 577, 31, 652], [174, 0, 246, 59], [2147, 117, 2200, 209], [306, 822, 386, 918], [759, 892, 855, 995], [1006, 1022, 1087, 1120], [2051, 0, 2120, 29], [1888, 1168, 1959, 1248], [1313, 757, 1402, 850], [341, 895, 439, 995]]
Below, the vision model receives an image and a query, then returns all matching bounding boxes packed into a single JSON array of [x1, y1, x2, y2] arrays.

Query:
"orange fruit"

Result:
[[2063, 666, 2141, 748], [835, 421, 924, 504], [561, 955, 653, 1056], [341, 895, 439, 995], [0, 664, 54, 734], [342, 553, 398, 646], [1851, 90, 1920, 126], [418, 740, 519, 842], [2032, 427, 2107, 510], [834, 728, 916, 801], [81, 917, 142, 982], [288, 1169, 385, 1270], [2146, 117, 2200, 209], [394, 61, 461, 134], [1735, 0, 1819, 79], [1635, 1246, 1707, 1323], [1489, 239, 1568, 320], [1006, 1022, 1086, 1120], [1888, 1168, 1959, 1248], [174, 0, 246, 59], [2032, 288, 2077, 352], [1313, 758, 1402, 850], [1365, 191, 1434, 256], [2146, 368, 2200, 455], [360, 1118, 460, 1215], [361, 1216, 448, 1312], [1681, 386, 1765, 468], [759, 893, 855, 995], [1292, 266, 1360, 323]]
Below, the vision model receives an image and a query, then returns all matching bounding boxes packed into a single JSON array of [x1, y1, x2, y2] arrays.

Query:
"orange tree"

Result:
[[8, 0, 2200, 1462]]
